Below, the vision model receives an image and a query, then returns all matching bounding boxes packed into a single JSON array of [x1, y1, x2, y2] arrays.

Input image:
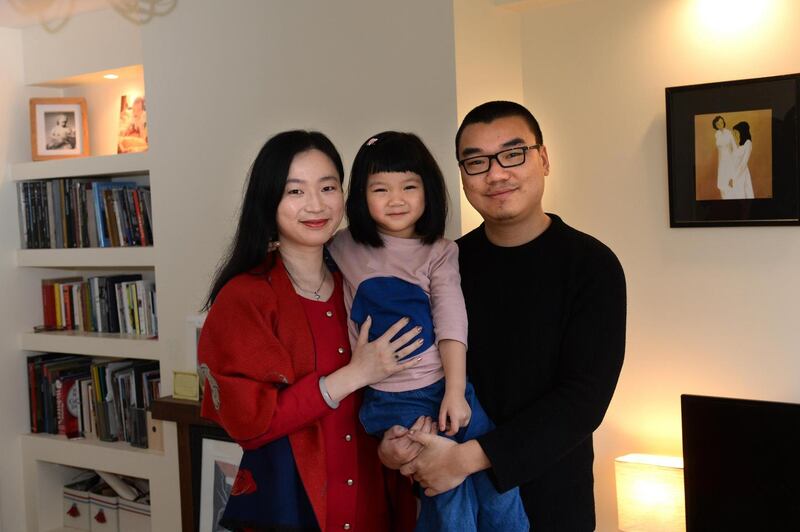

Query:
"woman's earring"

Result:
[[268, 241, 280, 252]]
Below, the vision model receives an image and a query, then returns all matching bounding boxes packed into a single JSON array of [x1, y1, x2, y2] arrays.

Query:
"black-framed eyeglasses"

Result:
[[458, 145, 541, 176]]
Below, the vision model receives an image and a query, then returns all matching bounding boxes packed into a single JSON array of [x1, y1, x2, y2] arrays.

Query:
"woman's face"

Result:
[[276, 149, 343, 250], [733, 129, 741, 144], [714, 118, 725, 130]]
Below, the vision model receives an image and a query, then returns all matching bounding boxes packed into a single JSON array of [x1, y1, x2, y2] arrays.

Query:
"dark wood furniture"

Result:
[[151, 395, 230, 532]]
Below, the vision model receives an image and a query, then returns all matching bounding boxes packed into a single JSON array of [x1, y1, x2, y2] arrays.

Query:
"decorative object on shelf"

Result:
[[173, 371, 200, 401], [29, 97, 90, 161], [186, 313, 207, 398], [615, 454, 685, 532], [666, 73, 800, 227], [117, 94, 148, 154], [199, 438, 242, 532]]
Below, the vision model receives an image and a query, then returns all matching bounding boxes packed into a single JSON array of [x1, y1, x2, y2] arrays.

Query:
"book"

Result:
[[40, 277, 80, 330]]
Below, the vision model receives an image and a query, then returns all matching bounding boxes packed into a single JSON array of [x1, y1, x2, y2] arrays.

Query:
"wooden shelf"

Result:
[[10, 152, 150, 181], [21, 433, 164, 478], [16, 246, 156, 268], [20, 330, 160, 359]]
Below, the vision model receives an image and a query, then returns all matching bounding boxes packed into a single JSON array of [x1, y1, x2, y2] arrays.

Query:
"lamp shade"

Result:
[[615, 454, 685, 532]]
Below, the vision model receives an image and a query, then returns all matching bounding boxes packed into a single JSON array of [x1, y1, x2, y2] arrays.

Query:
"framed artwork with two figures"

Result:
[[666, 73, 800, 227]]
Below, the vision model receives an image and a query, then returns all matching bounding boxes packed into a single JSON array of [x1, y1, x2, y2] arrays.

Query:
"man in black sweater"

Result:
[[382, 101, 626, 531]]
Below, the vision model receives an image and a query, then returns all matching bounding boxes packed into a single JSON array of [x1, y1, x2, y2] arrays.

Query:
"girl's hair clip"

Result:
[[365, 137, 379, 146]]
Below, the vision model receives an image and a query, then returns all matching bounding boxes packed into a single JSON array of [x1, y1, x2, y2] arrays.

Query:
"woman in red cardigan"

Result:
[[198, 130, 420, 531]]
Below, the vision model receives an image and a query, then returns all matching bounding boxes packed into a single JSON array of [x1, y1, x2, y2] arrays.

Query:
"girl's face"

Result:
[[276, 149, 344, 250], [733, 129, 741, 145], [366, 171, 425, 239]]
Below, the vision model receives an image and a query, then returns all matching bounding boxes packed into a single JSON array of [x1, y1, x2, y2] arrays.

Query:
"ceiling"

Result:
[[0, 0, 108, 29]]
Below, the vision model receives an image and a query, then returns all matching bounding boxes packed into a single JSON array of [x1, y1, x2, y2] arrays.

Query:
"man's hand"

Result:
[[399, 431, 471, 496], [378, 416, 435, 470]]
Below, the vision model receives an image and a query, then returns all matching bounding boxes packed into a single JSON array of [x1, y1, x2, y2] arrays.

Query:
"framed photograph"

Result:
[[117, 94, 148, 154], [193, 428, 240, 532], [29, 97, 90, 161], [666, 73, 800, 227]]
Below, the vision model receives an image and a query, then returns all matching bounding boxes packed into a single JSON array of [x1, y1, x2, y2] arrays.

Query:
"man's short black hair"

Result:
[[455, 101, 543, 157]]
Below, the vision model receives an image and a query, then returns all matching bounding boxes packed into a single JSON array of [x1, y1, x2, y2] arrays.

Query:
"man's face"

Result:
[[457, 115, 549, 227]]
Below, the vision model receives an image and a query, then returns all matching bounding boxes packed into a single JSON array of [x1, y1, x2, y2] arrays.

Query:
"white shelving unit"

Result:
[[10, 152, 150, 182], [20, 331, 159, 359], [13, 64, 169, 531], [16, 246, 156, 268]]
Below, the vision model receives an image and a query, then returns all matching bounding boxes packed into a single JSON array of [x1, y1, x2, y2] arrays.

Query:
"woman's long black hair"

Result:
[[202, 130, 344, 310]]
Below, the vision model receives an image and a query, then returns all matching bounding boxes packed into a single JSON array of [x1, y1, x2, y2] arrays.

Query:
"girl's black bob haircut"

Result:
[[203, 130, 343, 310], [346, 131, 448, 247]]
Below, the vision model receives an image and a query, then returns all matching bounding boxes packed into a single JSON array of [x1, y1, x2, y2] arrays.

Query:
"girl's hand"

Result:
[[349, 316, 423, 387], [438, 391, 471, 436]]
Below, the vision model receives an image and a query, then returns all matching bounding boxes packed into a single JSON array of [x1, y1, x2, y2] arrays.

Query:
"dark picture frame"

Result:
[[666, 73, 800, 227]]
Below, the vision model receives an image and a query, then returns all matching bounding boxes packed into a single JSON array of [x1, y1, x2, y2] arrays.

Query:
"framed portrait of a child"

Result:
[[29, 97, 90, 161]]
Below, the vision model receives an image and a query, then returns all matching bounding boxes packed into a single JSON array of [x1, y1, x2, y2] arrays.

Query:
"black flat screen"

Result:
[[681, 394, 800, 531]]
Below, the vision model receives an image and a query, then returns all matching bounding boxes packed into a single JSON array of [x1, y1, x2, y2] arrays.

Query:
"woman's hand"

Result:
[[347, 316, 423, 387], [439, 391, 471, 436], [324, 316, 422, 402]]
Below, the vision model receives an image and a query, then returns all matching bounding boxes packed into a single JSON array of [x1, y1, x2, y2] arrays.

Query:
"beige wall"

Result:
[[518, 0, 800, 530], [453, 0, 525, 234]]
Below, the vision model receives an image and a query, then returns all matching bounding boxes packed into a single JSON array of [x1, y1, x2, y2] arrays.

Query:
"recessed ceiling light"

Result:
[[103, 74, 119, 80]]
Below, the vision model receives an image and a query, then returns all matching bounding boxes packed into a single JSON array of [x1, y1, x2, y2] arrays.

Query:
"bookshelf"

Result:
[[13, 62, 172, 531]]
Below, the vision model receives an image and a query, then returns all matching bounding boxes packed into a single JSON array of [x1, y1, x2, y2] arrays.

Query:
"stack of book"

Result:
[[27, 354, 161, 448], [17, 178, 153, 249], [41, 275, 157, 336]]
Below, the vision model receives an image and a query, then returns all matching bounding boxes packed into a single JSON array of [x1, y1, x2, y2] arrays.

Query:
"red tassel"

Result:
[[94, 509, 107, 523], [67, 503, 80, 517]]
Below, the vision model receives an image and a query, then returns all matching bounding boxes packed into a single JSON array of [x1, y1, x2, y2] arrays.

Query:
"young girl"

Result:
[[327, 132, 529, 532]]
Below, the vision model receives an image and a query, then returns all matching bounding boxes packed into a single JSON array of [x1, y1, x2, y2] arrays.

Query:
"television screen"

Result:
[[681, 394, 800, 531]]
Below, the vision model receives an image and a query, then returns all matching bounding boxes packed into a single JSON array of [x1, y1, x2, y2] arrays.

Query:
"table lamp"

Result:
[[615, 454, 685, 531]]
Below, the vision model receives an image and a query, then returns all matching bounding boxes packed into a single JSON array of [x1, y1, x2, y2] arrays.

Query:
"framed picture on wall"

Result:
[[29, 97, 90, 161], [665, 73, 800, 227]]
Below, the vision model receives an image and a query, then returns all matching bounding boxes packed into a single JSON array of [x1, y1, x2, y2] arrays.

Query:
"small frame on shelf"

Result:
[[30, 97, 90, 161], [666, 73, 800, 227]]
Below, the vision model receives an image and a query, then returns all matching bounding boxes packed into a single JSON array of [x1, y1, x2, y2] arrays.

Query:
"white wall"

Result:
[[138, 0, 460, 381], [21, 9, 141, 84], [453, 0, 525, 233], [518, 0, 800, 529], [0, 26, 36, 532]]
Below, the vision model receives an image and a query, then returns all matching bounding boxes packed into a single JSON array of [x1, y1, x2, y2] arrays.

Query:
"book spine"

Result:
[[27, 359, 38, 433], [17, 182, 28, 249], [63, 284, 73, 330], [52, 180, 63, 248], [93, 183, 108, 247], [103, 189, 119, 247], [71, 284, 82, 331], [116, 283, 128, 334], [140, 188, 153, 244], [132, 189, 147, 246], [46, 181, 55, 248], [112, 188, 127, 247], [41, 281, 56, 329]]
